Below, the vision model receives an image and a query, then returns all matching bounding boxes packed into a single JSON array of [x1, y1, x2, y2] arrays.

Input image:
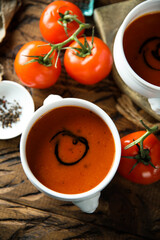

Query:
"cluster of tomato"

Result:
[[14, 1, 113, 89]]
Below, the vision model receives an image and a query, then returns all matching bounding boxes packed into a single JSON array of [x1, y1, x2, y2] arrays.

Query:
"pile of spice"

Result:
[[0, 96, 22, 128]]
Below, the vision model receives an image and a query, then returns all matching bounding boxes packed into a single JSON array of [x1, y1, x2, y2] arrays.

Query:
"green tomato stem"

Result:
[[63, 14, 84, 25], [26, 11, 92, 67], [42, 22, 91, 66], [74, 36, 87, 53], [124, 123, 158, 150], [123, 120, 159, 171]]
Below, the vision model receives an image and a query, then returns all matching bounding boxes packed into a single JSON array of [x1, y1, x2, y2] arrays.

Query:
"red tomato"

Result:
[[14, 41, 61, 89], [39, 1, 85, 44], [64, 37, 113, 85], [118, 131, 160, 184]]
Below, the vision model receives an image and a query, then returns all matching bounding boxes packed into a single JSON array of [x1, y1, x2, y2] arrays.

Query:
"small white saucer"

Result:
[[0, 80, 35, 139]]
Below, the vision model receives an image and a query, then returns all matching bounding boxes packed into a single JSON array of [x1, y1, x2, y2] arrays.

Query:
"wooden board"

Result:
[[0, 0, 160, 239], [94, 0, 160, 121]]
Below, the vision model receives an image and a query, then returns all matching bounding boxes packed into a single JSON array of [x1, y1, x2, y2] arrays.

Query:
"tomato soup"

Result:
[[26, 106, 115, 194], [123, 12, 160, 87]]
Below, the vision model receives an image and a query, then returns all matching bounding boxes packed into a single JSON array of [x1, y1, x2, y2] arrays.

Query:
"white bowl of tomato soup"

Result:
[[113, 0, 160, 114], [20, 94, 121, 213]]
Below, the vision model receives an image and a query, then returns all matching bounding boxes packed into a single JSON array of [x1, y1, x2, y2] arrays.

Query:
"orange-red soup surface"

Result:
[[123, 12, 160, 87], [26, 106, 115, 194]]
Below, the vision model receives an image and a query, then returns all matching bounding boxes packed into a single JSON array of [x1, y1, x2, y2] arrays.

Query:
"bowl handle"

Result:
[[148, 98, 160, 115], [72, 192, 101, 213], [43, 94, 63, 105]]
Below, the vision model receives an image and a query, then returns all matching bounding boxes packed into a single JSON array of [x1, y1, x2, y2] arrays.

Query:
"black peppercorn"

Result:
[[0, 96, 22, 128]]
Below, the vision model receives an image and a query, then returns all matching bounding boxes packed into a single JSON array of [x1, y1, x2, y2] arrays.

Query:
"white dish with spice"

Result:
[[0, 80, 35, 139]]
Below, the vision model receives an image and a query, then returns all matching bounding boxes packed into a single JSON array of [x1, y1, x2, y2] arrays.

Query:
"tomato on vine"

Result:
[[118, 121, 160, 185], [14, 41, 61, 89], [64, 36, 113, 85], [15, 5, 112, 88], [39, 1, 85, 44]]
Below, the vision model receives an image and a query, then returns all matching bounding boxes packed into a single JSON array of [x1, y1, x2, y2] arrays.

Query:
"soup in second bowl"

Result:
[[123, 11, 160, 87]]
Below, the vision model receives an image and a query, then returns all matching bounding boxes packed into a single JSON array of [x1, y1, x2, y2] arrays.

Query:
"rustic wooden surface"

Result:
[[0, 0, 160, 239]]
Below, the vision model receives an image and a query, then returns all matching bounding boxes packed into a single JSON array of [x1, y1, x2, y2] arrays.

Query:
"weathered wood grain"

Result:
[[0, 0, 160, 239], [0, 197, 148, 240]]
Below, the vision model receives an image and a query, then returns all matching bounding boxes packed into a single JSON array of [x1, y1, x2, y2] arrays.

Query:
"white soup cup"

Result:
[[20, 95, 121, 213], [113, 0, 160, 114]]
